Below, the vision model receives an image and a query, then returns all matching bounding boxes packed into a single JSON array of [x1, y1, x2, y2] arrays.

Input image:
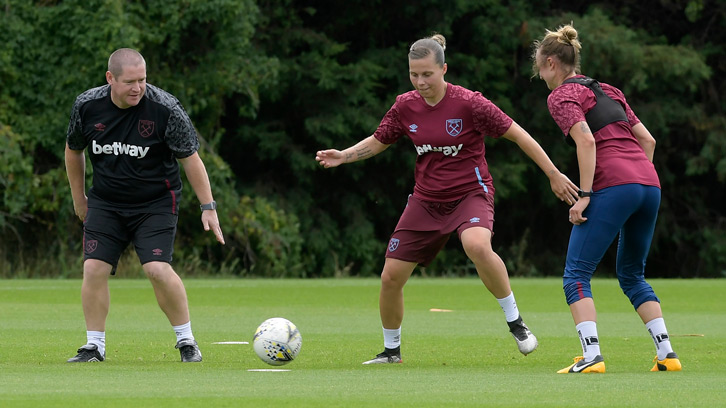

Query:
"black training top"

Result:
[[66, 84, 200, 214], [561, 76, 629, 145]]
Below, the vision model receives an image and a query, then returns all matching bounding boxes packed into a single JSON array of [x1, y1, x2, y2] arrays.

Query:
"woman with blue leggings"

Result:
[[532, 24, 681, 373]]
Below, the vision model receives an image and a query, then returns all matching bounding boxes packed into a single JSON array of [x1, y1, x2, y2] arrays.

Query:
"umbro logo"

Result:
[[409, 124, 418, 133], [152, 248, 163, 256], [469, 217, 480, 223], [94, 123, 106, 131]]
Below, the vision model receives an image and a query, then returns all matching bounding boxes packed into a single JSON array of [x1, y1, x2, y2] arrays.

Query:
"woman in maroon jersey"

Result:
[[316, 34, 577, 364], [533, 24, 681, 373]]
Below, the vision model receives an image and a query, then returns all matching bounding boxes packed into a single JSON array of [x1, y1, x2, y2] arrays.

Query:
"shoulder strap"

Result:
[[561, 76, 628, 144], [562, 76, 596, 87]]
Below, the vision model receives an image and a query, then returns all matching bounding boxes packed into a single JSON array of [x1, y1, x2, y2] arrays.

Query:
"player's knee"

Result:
[[620, 280, 659, 309], [143, 261, 174, 282], [380, 271, 403, 290], [563, 278, 592, 305], [83, 259, 113, 278], [380, 265, 413, 291], [463, 241, 495, 265]]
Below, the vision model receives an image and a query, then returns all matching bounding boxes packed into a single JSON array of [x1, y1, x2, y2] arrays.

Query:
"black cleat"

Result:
[[362, 347, 402, 364], [176, 338, 202, 362], [67, 344, 105, 362]]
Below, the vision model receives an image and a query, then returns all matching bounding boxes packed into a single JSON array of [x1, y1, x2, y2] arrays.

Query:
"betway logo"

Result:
[[415, 143, 464, 157], [92, 140, 149, 159]]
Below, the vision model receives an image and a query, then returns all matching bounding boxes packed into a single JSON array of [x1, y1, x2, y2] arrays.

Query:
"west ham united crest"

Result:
[[138, 120, 155, 138], [85, 239, 98, 254], [388, 238, 400, 252], [446, 119, 462, 136]]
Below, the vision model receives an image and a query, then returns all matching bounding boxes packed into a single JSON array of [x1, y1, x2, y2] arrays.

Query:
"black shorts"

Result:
[[83, 208, 178, 274]]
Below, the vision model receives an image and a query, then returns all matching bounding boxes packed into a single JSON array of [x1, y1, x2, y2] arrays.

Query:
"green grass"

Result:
[[0, 277, 724, 407]]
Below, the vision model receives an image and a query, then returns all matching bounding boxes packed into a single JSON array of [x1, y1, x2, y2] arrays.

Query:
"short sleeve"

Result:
[[471, 92, 513, 138], [66, 85, 109, 150], [373, 102, 405, 145], [165, 103, 200, 158], [66, 97, 86, 150], [547, 84, 587, 135]]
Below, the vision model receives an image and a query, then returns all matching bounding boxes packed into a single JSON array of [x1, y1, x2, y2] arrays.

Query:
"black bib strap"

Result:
[[562, 76, 629, 145]]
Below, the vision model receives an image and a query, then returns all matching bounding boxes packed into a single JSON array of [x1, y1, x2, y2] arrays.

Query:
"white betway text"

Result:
[[415, 143, 464, 157], [92, 140, 149, 159]]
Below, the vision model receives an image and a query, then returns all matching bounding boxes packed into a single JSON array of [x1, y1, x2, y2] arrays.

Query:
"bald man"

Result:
[[65, 48, 224, 363]]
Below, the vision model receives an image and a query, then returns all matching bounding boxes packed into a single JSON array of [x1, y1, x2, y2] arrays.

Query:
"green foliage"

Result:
[[0, 124, 33, 216], [0, 0, 296, 277], [1, 0, 724, 277], [175, 150, 304, 277]]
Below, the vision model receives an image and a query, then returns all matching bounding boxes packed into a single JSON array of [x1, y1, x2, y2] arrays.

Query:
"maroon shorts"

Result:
[[385, 190, 495, 266]]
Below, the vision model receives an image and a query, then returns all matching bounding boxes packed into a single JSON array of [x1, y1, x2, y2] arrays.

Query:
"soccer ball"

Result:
[[252, 317, 302, 366]]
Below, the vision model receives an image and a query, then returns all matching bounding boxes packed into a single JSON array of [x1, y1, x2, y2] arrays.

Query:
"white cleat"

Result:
[[508, 316, 538, 355]]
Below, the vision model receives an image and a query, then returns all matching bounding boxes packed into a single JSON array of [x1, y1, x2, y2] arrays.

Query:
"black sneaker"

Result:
[[67, 344, 105, 362], [362, 347, 402, 364], [507, 316, 538, 355], [176, 338, 202, 362]]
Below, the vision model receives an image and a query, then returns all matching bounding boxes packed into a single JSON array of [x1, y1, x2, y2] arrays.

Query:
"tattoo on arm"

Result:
[[579, 122, 592, 135], [345, 151, 354, 162], [355, 146, 373, 160]]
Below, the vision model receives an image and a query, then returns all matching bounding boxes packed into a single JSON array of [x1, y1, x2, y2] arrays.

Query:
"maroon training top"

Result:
[[546, 75, 660, 191], [374, 83, 513, 202]]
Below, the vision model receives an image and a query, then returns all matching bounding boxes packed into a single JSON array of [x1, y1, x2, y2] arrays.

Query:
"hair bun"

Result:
[[430, 34, 446, 51], [560, 25, 578, 44]]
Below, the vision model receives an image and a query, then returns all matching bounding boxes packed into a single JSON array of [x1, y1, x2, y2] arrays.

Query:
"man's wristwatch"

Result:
[[577, 189, 593, 198], [200, 200, 217, 211]]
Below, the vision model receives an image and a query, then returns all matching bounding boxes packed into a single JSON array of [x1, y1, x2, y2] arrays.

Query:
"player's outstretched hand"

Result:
[[315, 149, 345, 168], [201, 210, 225, 245], [550, 172, 579, 206]]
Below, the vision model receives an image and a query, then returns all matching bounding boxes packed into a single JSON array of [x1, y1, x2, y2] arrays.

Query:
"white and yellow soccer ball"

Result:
[[252, 317, 302, 366]]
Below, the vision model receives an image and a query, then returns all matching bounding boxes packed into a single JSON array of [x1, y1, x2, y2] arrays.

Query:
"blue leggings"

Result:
[[563, 184, 661, 309]]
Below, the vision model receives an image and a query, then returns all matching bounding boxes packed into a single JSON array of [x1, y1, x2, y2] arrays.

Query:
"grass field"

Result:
[[0, 277, 724, 407]]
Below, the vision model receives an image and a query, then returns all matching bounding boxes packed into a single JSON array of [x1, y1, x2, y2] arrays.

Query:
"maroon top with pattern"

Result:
[[374, 83, 513, 202], [546, 75, 659, 190]]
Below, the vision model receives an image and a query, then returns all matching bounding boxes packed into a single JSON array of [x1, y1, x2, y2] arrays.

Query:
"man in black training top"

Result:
[[65, 48, 225, 363]]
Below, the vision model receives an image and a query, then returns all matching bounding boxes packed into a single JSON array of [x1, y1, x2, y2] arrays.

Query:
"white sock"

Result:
[[86, 330, 105, 356], [173, 321, 194, 343], [383, 327, 401, 350], [497, 292, 520, 322], [575, 321, 601, 361], [645, 317, 674, 360]]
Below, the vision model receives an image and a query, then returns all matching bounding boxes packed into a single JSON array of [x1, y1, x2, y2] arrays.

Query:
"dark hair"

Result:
[[409, 34, 446, 67]]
